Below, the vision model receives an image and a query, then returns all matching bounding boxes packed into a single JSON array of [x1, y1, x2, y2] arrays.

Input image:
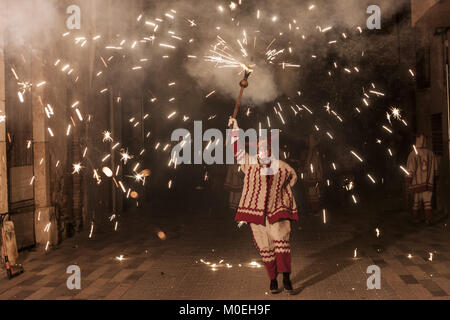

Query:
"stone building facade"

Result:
[[411, 0, 450, 214], [0, 0, 139, 259]]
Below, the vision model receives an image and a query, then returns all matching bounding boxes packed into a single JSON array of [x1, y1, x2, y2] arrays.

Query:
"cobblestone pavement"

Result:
[[0, 203, 449, 300]]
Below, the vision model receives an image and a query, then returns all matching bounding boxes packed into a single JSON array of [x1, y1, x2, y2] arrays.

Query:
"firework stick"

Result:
[[232, 87, 245, 119], [229, 70, 251, 129]]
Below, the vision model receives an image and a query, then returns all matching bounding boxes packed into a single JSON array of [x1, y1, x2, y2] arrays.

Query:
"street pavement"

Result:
[[0, 199, 449, 300]]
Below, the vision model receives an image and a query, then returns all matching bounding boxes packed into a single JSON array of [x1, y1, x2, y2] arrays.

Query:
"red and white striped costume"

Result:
[[405, 135, 437, 221], [231, 128, 298, 280], [235, 154, 299, 225]]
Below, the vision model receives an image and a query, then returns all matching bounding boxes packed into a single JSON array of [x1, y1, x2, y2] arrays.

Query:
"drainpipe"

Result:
[[445, 31, 450, 215], [444, 33, 449, 171]]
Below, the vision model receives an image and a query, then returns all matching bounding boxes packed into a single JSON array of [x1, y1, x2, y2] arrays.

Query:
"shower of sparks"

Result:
[[120, 150, 133, 164], [89, 222, 94, 238], [249, 261, 262, 268], [134, 173, 145, 183], [375, 228, 380, 238], [102, 131, 113, 142], [350, 151, 364, 163], [72, 163, 83, 174], [390, 107, 402, 120], [93, 170, 101, 184], [400, 166, 410, 176], [344, 179, 354, 191], [205, 90, 216, 98], [0, 1, 422, 268]]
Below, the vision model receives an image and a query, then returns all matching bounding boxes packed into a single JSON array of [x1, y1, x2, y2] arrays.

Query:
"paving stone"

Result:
[[399, 275, 419, 285], [0, 207, 448, 300]]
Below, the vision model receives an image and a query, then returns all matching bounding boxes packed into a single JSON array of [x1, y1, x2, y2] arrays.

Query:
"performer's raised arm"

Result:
[[228, 117, 249, 172]]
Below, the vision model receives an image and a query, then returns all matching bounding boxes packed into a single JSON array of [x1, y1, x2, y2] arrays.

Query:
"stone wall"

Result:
[[413, 0, 450, 213]]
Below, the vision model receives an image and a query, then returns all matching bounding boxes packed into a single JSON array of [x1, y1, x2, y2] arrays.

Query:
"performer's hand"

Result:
[[283, 176, 295, 189], [228, 117, 239, 129], [289, 177, 297, 188], [286, 166, 298, 188]]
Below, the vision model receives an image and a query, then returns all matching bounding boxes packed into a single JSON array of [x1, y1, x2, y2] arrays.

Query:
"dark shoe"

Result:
[[270, 279, 280, 294], [283, 273, 293, 294]]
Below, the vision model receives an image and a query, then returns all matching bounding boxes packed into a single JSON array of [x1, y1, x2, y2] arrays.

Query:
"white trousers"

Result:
[[250, 219, 291, 279]]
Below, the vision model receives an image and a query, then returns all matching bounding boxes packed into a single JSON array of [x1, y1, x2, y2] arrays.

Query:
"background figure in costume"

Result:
[[405, 134, 437, 224], [304, 134, 323, 215], [224, 164, 244, 214], [228, 117, 298, 294]]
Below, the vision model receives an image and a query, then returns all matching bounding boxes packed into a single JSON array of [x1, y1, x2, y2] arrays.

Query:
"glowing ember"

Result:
[[157, 231, 167, 240], [102, 167, 114, 177]]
